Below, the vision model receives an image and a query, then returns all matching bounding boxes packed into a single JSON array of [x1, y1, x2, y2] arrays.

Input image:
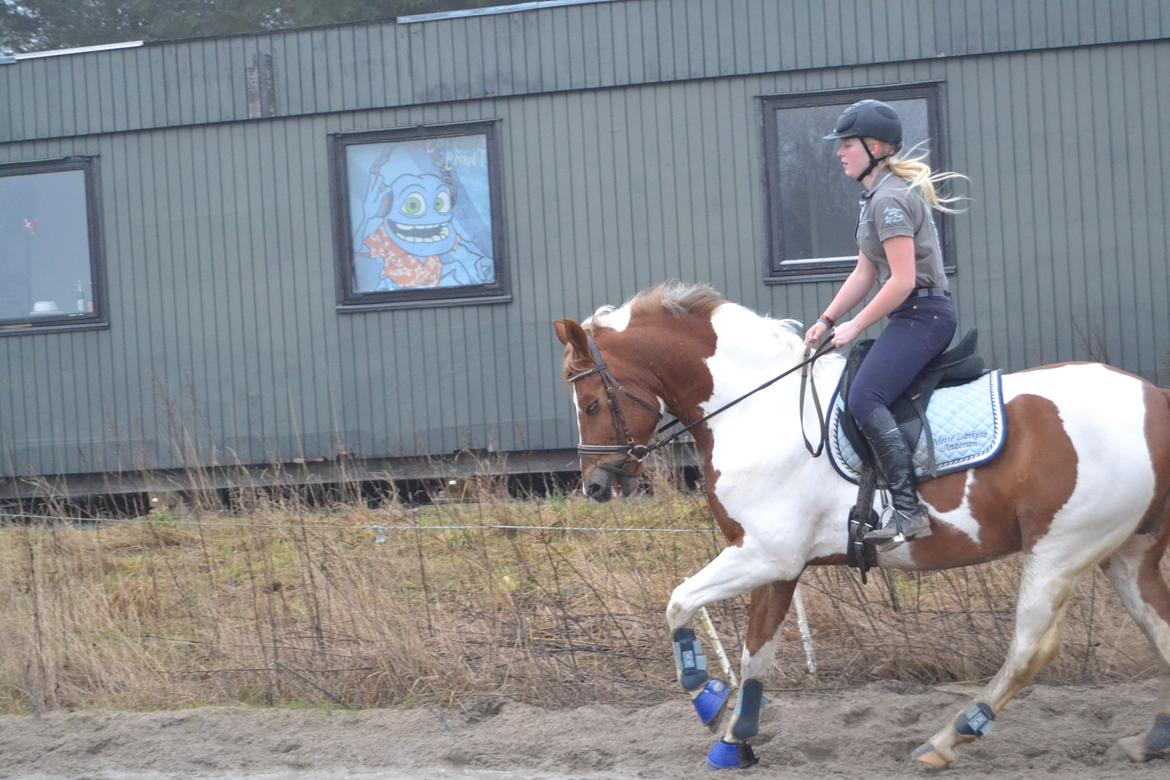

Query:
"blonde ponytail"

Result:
[[877, 141, 968, 214]]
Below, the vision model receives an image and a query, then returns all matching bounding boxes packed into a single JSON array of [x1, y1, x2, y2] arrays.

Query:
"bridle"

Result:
[[568, 328, 838, 478], [567, 331, 663, 477]]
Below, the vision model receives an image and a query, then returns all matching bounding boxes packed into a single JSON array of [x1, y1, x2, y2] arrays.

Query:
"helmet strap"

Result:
[[856, 140, 892, 183]]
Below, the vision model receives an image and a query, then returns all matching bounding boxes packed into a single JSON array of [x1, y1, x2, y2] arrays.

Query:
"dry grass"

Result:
[[0, 470, 1166, 715]]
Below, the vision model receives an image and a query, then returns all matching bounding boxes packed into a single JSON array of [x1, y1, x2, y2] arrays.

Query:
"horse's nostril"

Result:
[[584, 481, 604, 498]]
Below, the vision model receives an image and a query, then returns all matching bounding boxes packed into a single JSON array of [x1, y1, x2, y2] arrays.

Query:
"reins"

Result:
[[570, 329, 837, 469], [799, 336, 834, 456]]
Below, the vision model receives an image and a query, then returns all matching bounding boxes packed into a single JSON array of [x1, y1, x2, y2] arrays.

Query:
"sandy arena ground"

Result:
[[2, 680, 1168, 779]]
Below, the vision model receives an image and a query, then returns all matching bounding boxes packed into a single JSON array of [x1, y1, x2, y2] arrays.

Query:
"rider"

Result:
[[804, 99, 966, 546]]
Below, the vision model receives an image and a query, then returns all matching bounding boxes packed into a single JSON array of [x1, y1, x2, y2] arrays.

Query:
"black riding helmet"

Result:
[[823, 99, 903, 182]]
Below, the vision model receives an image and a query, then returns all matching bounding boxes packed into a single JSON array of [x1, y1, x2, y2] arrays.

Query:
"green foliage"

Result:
[[149, 510, 176, 527], [0, 0, 536, 53]]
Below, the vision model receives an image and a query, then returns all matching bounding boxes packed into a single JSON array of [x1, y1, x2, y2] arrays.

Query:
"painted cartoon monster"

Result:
[[353, 145, 494, 292]]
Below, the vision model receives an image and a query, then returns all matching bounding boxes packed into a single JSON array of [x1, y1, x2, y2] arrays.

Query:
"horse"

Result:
[[553, 282, 1170, 769]]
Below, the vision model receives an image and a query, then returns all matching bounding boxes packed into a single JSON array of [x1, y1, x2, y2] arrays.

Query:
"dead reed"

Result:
[[0, 467, 1164, 715]]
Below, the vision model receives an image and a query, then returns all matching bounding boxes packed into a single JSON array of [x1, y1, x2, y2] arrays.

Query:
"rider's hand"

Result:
[[804, 320, 827, 348], [831, 320, 863, 348]]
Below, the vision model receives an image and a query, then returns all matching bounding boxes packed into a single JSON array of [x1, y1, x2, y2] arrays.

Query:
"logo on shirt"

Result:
[[883, 206, 907, 226]]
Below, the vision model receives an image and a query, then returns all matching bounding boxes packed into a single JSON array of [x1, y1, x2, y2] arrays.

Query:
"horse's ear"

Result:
[[554, 319, 590, 357]]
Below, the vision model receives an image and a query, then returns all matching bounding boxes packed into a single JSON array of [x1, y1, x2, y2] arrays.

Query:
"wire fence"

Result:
[[1, 500, 1161, 713]]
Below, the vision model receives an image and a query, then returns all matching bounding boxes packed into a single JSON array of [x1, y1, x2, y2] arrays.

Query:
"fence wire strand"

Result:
[[3, 511, 722, 537]]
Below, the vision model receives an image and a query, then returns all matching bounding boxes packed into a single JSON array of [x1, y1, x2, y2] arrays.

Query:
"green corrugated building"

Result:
[[0, 0, 1167, 497]]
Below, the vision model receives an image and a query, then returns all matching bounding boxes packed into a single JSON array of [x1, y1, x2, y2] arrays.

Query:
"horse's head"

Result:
[[554, 317, 663, 501]]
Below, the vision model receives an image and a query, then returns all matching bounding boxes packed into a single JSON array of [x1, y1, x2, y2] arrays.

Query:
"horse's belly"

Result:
[[988, 364, 1154, 543]]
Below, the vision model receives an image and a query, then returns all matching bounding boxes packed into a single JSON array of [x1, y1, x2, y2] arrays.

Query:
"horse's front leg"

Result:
[[666, 543, 801, 766], [702, 579, 799, 769], [667, 543, 803, 634], [726, 579, 797, 741]]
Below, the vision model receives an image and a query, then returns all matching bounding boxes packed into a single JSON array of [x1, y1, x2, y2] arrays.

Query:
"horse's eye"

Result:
[[586, 400, 601, 415]]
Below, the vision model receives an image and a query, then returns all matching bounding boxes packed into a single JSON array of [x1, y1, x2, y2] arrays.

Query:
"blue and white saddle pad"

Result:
[[827, 370, 1007, 485]]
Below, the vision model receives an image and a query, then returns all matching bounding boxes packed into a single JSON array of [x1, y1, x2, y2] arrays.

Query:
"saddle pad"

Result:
[[827, 370, 1006, 485]]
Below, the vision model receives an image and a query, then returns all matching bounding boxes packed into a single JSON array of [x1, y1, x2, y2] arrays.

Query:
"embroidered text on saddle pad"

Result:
[[828, 370, 1006, 485]]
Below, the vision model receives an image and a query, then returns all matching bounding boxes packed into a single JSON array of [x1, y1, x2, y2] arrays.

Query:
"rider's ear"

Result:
[[554, 319, 590, 357]]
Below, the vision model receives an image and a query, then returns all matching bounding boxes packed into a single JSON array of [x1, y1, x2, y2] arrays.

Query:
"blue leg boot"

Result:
[[1146, 713, 1170, 755], [1110, 713, 1170, 762], [953, 702, 996, 738], [706, 681, 766, 769], [671, 627, 709, 691], [727, 679, 766, 741], [673, 627, 731, 726]]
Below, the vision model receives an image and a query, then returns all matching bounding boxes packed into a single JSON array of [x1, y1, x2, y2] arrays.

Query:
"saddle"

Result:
[[837, 330, 987, 579], [838, 330, 985, 472]]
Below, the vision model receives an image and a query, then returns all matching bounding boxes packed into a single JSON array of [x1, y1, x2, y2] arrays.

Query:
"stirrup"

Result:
[[863, 506, 932, 548]]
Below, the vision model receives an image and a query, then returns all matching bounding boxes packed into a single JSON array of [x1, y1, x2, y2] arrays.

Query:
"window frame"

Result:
[[0, 155, 107, 335], [328, 120, 510, 311], [761, 83, 953, 284]]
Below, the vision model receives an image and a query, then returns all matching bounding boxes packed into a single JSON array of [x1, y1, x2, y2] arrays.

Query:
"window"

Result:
[[762, 84, 951, 281], [0, 157, 105, 331], [329, 121, 509, 309]]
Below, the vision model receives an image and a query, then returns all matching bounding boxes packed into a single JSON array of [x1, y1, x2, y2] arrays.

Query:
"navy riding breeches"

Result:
[[847, 295, 957, 428]]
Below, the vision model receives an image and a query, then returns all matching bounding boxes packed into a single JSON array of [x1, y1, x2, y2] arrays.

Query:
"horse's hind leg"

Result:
[[913, 554, 1081, 768], [1101, 533, 1170, 761]]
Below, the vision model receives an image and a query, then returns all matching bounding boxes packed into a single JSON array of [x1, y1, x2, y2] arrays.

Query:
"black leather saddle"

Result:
[[837, 329, 985, 477]]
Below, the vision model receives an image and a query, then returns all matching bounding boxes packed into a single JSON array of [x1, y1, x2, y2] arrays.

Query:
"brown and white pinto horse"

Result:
[[554, 282, 1170, 769]]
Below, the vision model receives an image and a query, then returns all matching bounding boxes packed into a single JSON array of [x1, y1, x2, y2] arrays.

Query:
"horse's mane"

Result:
[[587, 282, 727, 327], [579, 282, 840, 382], [586, 283, 813, 353], [631, 282, 726, 319]]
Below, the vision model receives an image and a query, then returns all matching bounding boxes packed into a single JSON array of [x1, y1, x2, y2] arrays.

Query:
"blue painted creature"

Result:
[[352, 144, 494, 292]]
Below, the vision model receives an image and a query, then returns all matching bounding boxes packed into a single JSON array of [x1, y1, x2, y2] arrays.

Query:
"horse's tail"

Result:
[[1137, 386, 1170, 537], [1160, 384, 1170, 460]]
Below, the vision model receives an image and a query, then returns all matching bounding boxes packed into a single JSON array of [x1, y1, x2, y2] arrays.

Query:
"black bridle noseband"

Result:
[[568, 329, 837, 477]]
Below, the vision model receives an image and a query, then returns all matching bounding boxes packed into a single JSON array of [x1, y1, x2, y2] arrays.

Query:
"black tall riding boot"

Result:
[[859, 407, 933, 547]]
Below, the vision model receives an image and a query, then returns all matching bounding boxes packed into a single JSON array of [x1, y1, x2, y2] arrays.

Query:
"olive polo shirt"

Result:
[[855, 172, 947, 290]]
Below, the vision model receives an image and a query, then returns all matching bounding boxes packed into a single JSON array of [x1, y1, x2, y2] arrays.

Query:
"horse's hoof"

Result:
[[706, 738, 759, 770], [692, 679, 731, 727], [911, 742, 952, 769], [1146, 713, 1170, 754], [1106, 734, 1152, 763]]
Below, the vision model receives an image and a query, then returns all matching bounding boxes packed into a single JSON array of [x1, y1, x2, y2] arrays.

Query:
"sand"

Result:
[[2, 680, 1168, 779]]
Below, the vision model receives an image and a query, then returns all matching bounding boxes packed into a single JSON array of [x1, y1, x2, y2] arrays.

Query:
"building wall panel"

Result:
[[0, 2, 1166, 480], [3, 0, 1167, 144]]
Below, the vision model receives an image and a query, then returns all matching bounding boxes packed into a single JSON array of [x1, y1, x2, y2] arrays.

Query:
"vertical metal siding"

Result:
[[0, 7, 1168, 478], [0, 74, 8, 140], [2, 0, 1167, 144]]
